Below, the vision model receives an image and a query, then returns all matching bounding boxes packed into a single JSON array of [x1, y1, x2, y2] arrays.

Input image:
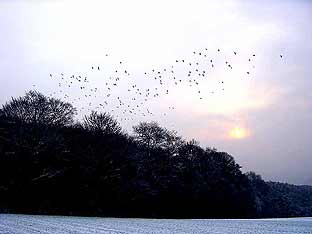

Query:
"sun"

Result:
[[229, 127, 249, 139]]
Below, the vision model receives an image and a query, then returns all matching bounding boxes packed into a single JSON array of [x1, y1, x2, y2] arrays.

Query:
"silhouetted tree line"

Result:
[[0, 91, 311, 218], [246, 172, 312, 217]]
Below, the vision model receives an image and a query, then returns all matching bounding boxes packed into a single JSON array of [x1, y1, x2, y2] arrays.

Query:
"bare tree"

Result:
[[83, 111, 122, 135], [0, 90, 76, 127], [133, 121, 183, 152]]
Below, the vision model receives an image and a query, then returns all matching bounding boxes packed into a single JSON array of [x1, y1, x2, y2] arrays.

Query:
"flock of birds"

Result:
[[45, 48, 283, 124]]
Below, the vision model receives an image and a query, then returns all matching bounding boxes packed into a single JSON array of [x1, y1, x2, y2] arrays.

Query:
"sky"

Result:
[[0, 0, 311, 185]]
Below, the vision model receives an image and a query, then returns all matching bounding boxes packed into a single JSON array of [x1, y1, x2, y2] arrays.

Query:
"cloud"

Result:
[[0, 0, 312, 184]]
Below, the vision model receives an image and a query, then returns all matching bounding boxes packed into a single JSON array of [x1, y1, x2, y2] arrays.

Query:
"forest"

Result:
[[0, 91, 311, 218]]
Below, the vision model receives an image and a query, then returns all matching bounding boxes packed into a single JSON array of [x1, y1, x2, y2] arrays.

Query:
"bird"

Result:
[[46, 46, 269, 123]]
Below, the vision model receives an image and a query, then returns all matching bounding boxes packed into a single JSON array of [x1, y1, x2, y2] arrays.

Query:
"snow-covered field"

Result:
[[0, 214, 311, 234]]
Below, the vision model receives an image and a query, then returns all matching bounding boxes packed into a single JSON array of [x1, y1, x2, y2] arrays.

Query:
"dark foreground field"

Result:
[[0, 214, 311, 234]]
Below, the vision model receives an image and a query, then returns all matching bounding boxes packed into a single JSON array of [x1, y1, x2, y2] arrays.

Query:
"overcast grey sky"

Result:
[[0, 0, 311, 185]]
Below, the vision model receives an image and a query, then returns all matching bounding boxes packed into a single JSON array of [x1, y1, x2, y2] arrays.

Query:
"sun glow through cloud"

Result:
[[229, 126, 249, 139]]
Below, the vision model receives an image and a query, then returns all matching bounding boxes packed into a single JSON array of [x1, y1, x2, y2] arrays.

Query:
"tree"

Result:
[[2, 92, 311, 218], [83, 111, 122, 135], [246, 171, 263, 182], [0, 90, 76, 127], [133, 122, 183, 152]]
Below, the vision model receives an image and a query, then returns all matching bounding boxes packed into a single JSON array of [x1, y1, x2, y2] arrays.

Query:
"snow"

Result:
[[0, 214, 311, 234]]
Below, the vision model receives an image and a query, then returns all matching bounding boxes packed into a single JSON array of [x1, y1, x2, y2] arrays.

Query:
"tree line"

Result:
[[0, 91, 311, 218]]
